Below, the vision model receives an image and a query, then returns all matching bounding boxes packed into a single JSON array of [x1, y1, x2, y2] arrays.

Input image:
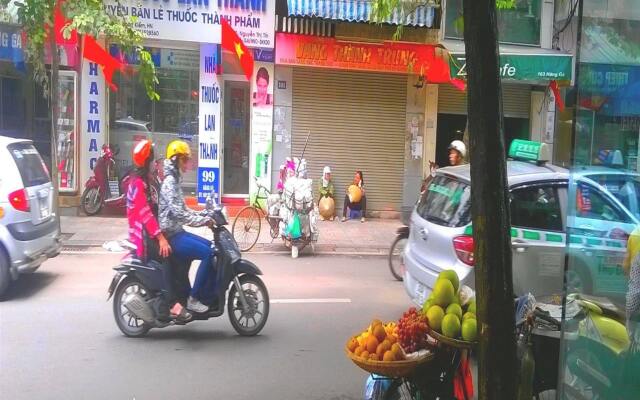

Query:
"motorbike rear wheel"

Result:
[[81, 187, 103, 216], [388, 236, 407, 281], [228, 275, 270, 336], [113, 277, 151, 338]]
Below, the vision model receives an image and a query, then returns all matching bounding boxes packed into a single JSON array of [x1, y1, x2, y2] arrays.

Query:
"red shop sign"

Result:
[[276, 33, 458, 84]]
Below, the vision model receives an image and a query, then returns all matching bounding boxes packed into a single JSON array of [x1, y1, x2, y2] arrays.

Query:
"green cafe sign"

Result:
[[450, 53, 573, 82]]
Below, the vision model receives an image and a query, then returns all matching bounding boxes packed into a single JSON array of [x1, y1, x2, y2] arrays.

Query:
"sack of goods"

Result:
[[348, 185, 363, 203], [267, 193, 281, 217], [283, 177, 314, 213]]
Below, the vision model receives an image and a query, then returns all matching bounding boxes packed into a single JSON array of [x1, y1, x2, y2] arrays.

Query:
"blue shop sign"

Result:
[[580, 63, 640, 116], [0, 24, 24, 66]]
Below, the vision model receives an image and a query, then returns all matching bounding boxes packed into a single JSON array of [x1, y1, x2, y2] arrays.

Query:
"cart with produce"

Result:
[[345, 270, 478, 400]]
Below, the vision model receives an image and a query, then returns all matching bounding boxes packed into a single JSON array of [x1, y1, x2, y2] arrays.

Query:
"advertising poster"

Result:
[[250, 62, 274, 203], [197, 43, 222, 203], [104, 0, 275, 50]]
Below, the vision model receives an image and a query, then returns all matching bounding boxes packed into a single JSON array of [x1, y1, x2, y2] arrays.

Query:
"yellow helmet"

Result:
[[166, 140, 191, 160]]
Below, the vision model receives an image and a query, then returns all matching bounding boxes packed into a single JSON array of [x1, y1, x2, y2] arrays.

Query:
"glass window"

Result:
[[511, 185, 564, 231], [8, 142, 50, 187], [416, 175, 471, 227], [109, 47, 200, 191], [587, 174, 640, 220], [576, 183, 631, 223], [445, 0, 542, 45]]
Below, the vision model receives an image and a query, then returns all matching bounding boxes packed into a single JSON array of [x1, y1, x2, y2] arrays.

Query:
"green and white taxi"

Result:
[[403, 140, 639, 306]]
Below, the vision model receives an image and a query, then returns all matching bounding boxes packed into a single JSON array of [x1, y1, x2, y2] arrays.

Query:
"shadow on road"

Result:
[[2, 272, 58, 301]]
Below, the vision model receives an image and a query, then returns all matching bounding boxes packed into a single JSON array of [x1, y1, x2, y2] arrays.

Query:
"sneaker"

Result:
[[361, 217, 366, 223], [187, 297, 209, 313], [341, 216, 347, 222]]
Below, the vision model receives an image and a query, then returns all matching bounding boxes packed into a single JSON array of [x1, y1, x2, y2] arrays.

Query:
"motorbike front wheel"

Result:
[[228, 275, 270, 336], [113, 277, 151, 338], [388, 236, 408, 281], [81, 187, 103, 216]]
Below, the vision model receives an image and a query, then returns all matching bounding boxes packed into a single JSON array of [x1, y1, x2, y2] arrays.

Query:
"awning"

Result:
[[286, 0, 437, 28], [443, 40, 573, 83]]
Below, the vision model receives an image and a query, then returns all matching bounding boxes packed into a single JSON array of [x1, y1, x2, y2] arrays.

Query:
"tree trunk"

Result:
[[462, 1, 517, 399], [49, 9, 61, 222]]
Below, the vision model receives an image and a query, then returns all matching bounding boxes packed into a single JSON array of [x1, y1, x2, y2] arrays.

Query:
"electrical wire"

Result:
[[553, 0, 579, 50]]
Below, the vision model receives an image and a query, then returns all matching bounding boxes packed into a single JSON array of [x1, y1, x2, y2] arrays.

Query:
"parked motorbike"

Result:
[[81, 144, 161, 216], [388, 226, 409, 281], [107, 195, 270, 337], [562, 294, 636, 399]]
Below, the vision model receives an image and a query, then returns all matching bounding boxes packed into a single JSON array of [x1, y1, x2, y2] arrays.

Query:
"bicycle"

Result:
[[231, 178, 281, 252]]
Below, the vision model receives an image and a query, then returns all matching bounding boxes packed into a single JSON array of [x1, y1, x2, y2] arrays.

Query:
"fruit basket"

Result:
[[345, 345, 434, 378], [428, 328, 477, 350]]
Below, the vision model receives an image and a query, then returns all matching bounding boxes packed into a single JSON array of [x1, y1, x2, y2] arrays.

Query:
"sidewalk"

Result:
[[60, 215, 401, 255]]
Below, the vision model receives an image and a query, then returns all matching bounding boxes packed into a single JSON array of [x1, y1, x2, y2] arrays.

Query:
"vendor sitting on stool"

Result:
[[318, 166, 335, 221], [342, 170, 366, 223]]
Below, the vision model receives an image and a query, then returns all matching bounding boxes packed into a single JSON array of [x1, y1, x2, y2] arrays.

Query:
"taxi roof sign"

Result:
[[508, 140, 550, 164]]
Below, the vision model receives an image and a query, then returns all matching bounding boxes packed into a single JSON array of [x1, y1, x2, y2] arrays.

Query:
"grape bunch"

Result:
[[397, 307, 429, 353]]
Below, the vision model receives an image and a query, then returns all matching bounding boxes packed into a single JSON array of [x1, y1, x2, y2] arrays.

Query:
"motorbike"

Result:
[[388, 226, 409, 281], [107, 195, 270, 337], [562, 294, 637, 399], [81, 144, 161, 216]]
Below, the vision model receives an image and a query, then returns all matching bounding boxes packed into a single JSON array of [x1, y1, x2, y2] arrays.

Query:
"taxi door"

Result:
[[509, 182, 568, 297]]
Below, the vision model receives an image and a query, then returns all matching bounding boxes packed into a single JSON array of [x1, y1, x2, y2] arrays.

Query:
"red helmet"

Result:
[[132, 139, 153, 168]]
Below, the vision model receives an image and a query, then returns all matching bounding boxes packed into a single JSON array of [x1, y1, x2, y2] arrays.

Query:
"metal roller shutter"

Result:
[[291, 68, 407, 212], [438, 83, 531, 118]]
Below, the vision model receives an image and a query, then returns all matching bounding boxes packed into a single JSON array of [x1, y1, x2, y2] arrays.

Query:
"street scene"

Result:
[[1, 0, 640, 399]]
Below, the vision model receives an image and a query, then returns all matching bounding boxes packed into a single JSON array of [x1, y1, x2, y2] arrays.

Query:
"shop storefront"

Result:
[[439, 44, 573, 166], [0, 22, 82, 202], [102, 0, 275, 203], [274, 32, 456, 214]]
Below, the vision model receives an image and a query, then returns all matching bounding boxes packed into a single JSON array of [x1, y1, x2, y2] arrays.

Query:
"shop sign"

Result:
[[104, 0, 276, 49], [0, 24, 23, 67], [275, 33, 452, 79], [81, 59, 106, 184], [580, 64, 640, 117], [197, 43, 221, 203], [449, 53, 573, 82]]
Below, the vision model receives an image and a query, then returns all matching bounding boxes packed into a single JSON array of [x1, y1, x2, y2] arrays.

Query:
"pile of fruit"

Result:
[[397, 307, 429, 353], [347, 319, 406, 362], [422, 270, 478, 342]]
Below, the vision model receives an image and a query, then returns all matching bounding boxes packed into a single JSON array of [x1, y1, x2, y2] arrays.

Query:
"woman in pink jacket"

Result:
[[127, 139, 190, 322]]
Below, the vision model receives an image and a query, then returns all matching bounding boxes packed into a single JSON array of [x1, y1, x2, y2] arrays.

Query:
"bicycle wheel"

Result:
[[232, 206, 262, 252], [388, 236, 407, 281]]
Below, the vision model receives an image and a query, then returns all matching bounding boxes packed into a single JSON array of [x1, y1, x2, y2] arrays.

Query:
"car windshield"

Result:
[[8, 142, 50, 187], [416, 175, 471, 227], [588, 173, 640, 220]]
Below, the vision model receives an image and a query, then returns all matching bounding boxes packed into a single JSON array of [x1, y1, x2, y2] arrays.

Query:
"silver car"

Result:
[[403, 142, 638, 306], [0, 136, 61, 297]]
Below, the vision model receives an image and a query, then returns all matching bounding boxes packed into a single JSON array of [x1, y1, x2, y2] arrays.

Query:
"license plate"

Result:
[[414, 282, 427, 306], [40, 206, 50, 219]]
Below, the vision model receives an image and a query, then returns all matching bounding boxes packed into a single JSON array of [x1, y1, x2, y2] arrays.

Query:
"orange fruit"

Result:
[[387, 334, 398, 344], [381, 340, 392, 352], [383, 351, 395, 362], [347, 338, 358, 352], [354, 346, 365, 357], [391, 343, 403, 359], [376, 343, 386, 359], [361, 350, 370, 359], [366, 336, 379, 354], [373, 324, 387, 342], [369, 353, 379, 361], [371, 319, 383, 328]]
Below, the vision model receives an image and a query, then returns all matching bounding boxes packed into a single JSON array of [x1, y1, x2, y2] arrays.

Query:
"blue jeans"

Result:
[[169, 231, 213, 300]]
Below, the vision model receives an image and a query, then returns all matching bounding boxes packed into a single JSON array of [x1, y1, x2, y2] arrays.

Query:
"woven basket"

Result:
[[428, 329, 477, 350], [345, 346, 434, 378]]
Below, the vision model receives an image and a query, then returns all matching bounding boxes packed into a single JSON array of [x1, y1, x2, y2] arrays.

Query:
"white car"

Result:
[[403, 140, 638, 306], [0, 136, 61, 297]]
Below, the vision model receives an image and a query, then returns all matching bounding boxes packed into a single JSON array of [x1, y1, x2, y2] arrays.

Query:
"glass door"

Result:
[[223, 80, 250, 195]]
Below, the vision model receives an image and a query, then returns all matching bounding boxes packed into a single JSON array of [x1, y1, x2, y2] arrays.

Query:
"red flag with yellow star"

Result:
[[221, 18, 253, 81]]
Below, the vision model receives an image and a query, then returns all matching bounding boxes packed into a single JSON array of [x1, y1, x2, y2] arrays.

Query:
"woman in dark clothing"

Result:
[[342, 171, 366, 223]]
